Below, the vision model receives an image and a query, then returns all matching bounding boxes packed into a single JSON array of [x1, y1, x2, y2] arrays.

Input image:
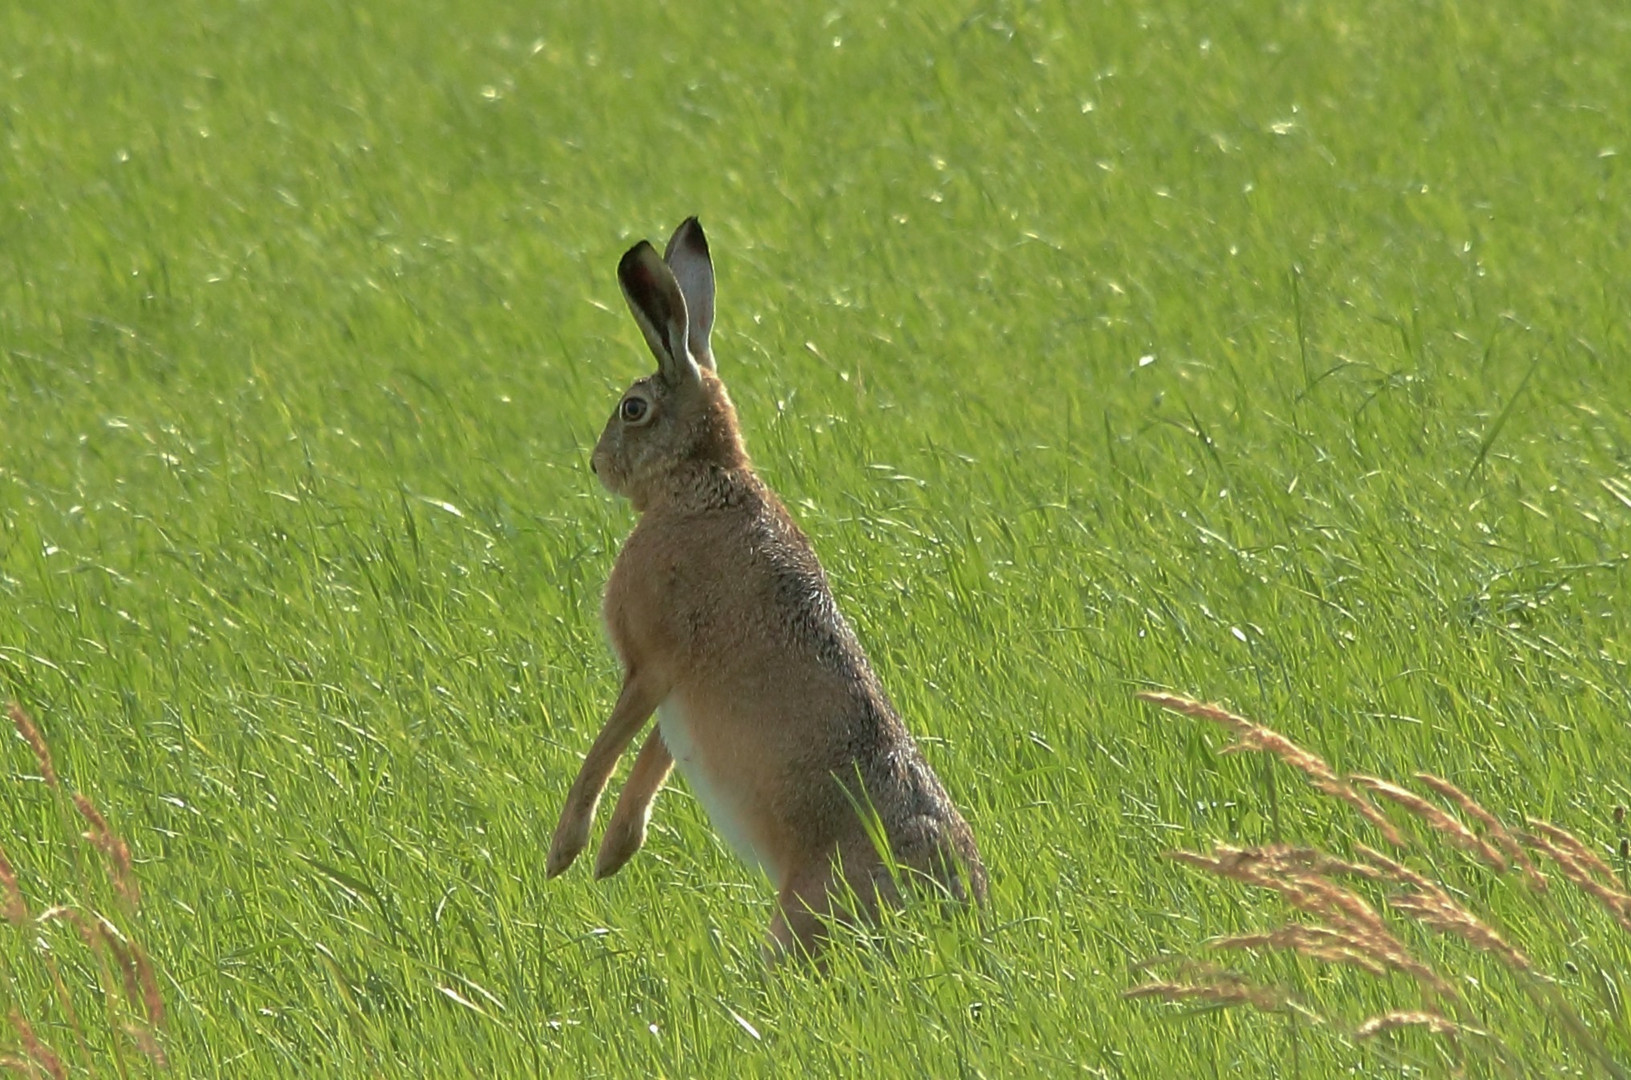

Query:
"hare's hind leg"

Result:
[[765, 859, 837, 966], [764, 848, 892, 966], [546, 671, 662, 878], [594, 727, 674, 879]]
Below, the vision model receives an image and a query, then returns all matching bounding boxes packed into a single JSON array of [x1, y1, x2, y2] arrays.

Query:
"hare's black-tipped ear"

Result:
[[618, 240, 697, 384], [663, 216, 716, 371]]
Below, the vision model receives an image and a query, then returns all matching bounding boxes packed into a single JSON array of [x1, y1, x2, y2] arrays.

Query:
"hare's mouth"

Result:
[[589, 453, 624, 496]]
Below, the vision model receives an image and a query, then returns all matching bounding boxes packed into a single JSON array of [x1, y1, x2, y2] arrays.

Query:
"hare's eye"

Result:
[[620, 396, 650, 424]]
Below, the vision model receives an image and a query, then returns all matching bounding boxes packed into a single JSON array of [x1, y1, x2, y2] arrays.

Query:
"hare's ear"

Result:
[[618, 241, 697, 384], [663, 217, 715, 371]]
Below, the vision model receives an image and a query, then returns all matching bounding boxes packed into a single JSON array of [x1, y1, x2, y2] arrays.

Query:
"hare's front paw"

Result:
[[546, 816, 589, 878], [593, 816, 647, 880]]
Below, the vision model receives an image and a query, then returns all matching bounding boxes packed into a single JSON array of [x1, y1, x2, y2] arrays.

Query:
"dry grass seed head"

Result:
[[0, 847, 25, 926], [134, 945, 164, 1028], [72, 794, 110, 844], [1235, 844, 1385, 883], [8, 1013, 64, 1080], [1136, 692, 1256, 738], [1136, 694, 1410, 846], [1170, 846, 1388, 942], [6, 703, 57, 790], [71, 794, 139, 909], [1286, 873, 1388, 938], [1354, 1010, 1462, 1040], [1524, 832, 1631, 933], [89, 917, 144, 1013], [121, 1021, 167, 1068], [1310, 778, 1408, 846], [1165, 845, 1343, 895], [1413, 773, 1544, 887], [1166, 846, 1274, 888], [1139, 692, 1341, 783], [1355, 843, 1537, 971], [1354, 844, 1437, 892], [1351, 776, 1508, 871], [1284, 876, 1455, 998], [1224, 727, 1340, 785], [1210, 924, 1391, 979], [1386, 888, 1535, 973], [1169, 845, 1453, 998], [1122, 979, 1291, 1013], [1526, 819, 1617, 883], [34, 905, 100, 956]]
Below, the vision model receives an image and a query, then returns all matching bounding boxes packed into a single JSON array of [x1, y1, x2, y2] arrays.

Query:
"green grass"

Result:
[[3, 0, 1630, 1073]]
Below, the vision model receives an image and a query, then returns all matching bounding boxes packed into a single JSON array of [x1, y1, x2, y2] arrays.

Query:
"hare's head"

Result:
[[592, 218, 748, 511]]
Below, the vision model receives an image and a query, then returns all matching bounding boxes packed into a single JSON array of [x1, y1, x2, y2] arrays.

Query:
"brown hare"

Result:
[[545, 217, 986, 960]]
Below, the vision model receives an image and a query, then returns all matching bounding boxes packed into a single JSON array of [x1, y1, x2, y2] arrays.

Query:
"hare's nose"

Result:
[[589, 458, 598, 475]]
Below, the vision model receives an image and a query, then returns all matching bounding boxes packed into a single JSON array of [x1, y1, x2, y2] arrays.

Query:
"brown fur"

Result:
[[546, 219, 985, 961]]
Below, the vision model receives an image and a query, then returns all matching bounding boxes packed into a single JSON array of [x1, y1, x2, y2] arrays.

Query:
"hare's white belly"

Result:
[[658, 698, 771, 877]]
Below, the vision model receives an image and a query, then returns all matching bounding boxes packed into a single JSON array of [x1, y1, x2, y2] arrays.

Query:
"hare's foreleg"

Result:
[[546, 671, 662, 877], [593, 727, 674, 879]]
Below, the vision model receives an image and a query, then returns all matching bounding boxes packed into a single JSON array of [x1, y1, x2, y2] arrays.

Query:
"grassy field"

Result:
[[3, 0, 1630, 1074]]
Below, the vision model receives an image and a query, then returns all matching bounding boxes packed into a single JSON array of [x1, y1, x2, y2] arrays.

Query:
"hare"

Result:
[[545, 217, 986, 959]]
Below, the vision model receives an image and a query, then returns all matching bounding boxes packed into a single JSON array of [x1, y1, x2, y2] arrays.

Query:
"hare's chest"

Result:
[[658, 698, 773, 878]]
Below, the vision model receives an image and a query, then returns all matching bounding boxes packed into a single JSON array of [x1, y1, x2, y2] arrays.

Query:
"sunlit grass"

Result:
[[2, 0, 1629, 1074]]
